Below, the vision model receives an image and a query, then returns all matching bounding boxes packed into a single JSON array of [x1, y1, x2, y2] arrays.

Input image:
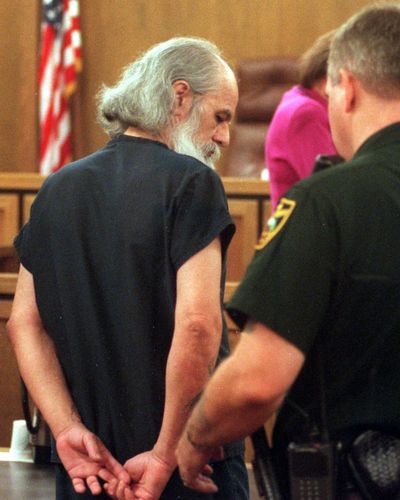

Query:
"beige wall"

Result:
[[2, 0, 371, 173], [0, 0, 39, 172]]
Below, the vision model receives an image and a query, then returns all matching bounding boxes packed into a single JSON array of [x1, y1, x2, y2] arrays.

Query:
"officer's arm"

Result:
[[176, 321, 305, 488]]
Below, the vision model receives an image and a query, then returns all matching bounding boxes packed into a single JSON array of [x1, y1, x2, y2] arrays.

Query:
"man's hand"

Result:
[[56, 422, 130, 495], [104, 449, 175, 500], [176, 430, 221, 494]]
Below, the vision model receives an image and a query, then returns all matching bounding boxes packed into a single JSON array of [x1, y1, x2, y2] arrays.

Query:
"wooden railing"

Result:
[[0, 173, 271, 281]]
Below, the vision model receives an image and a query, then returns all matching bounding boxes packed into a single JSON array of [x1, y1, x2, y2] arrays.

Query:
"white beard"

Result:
[[171, 108, 221, 169]]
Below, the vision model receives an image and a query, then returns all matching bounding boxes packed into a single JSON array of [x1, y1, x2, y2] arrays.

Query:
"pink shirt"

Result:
[[265, 85, 337, 209]]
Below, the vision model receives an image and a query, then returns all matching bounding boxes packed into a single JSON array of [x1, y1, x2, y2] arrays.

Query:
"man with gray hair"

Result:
[[7, 37, 248, 499], [177, 4, 400, 499]]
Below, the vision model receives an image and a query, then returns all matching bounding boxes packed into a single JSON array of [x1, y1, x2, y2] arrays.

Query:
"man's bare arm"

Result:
[[7, 265, 82, 437], [6, 265, 129, 494], [117, 237, 224, 498], [155, 237, 223, 459]]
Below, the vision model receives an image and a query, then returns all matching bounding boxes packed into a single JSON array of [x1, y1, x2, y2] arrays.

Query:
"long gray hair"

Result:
[[97, 37, 226, 137]]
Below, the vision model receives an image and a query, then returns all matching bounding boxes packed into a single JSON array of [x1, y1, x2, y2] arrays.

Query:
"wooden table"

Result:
[[0, 459, 55, 499]]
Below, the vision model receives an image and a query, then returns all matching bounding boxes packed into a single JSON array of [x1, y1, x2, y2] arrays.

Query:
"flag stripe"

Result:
[[39, 0, 81, 175]]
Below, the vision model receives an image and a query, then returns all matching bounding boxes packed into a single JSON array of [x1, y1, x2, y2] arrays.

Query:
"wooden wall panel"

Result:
[[0, 313, 23, 447], [1, 0, 372, 173], [0, 274, 22, 447], [0, 0, 39, 173], [23, 195, 37, 225], [74, 0, 374, 162], [0, 195, 19, 247], [226, 199, 258, 282], [263, 200, 272, 228]]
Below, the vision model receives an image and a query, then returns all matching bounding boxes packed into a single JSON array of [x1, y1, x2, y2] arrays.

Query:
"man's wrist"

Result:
[[53, 406, 82, 438], [152, 443, 177, 469]]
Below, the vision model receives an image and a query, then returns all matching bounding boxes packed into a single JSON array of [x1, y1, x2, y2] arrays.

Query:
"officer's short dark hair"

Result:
[[328, 3, 400, 99]]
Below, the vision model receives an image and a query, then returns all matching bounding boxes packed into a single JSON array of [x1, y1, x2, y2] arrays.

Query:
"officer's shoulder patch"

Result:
[[255, 197, 296, 250]]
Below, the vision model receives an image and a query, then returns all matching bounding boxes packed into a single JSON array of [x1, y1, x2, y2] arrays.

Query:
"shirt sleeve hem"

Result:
[[173, 217, 235, 271], [226, 303, 309, 355], [13, 231, 33, 273]]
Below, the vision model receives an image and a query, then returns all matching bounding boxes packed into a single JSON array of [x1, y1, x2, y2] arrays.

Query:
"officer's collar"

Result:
[[354, 122, 400, 159]]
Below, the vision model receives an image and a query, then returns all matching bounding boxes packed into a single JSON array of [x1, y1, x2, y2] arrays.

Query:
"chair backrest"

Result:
[[220, 58, 299, 177]]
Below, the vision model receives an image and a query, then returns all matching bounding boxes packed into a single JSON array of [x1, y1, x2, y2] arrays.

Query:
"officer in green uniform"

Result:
[[176, 4, 400, 499]]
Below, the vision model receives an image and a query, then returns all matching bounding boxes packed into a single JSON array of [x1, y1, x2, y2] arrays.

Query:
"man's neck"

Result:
[[351, 97, 400, 156], [124, 126, 169, 146]]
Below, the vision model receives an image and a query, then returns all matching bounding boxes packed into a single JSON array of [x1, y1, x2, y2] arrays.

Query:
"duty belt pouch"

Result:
[[347, 430, 400, 499], [288, 441, 337, 499]]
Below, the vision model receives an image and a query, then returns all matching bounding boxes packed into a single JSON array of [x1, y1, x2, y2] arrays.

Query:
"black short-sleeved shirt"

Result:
[[15, 135, 241, 463], [227, 123, 400, 471]]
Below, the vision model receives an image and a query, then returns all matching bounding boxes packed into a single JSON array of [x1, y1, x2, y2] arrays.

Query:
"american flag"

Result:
[[39, 0, 82, 175]]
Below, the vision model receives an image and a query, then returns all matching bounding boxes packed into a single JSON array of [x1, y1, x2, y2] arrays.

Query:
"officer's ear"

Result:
[[340, 69, 356, 113], [171, 80, 193, 124]]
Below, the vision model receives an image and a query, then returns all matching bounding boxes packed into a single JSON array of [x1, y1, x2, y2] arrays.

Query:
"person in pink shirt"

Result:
[[266, 31, 337, 209]]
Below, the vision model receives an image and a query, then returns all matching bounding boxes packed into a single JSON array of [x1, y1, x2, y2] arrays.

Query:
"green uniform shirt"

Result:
[[227, 123, 400, 454]]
